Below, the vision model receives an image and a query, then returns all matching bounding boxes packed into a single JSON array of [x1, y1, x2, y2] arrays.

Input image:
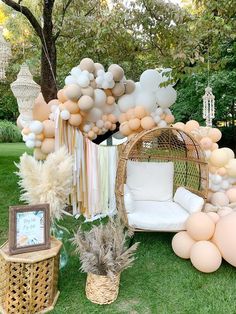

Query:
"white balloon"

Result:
[[96, 76, 103, 86], [28, 132, 36, 140], [87, 108, 102, 122], [89, 73, 94, 81], [49, 113, 55, 121], [135, 91, 156, 113], [105, 72, 113, 82], [156, 86, 177, 108], [205, 150, 212, 159], [65, 75, 77, 86], [60, 110, 70, 120], [82, 70, 90, 77], [102, 81, 110, 89], [94, 89, 106, 108], [155, 108, 163, 115], [210, 184, 221, 192], [97, 69, 105, 77], [50, 104, 58, 113], [77, 74, 90, 88], [71, 67, 82, 78], [26, 140, 35, 149], [221, 180, 230, 190], [163, 108, 172, 115], [29, 121, 43, 135], [83, 124, 92, 133], [108, 80, 115, 89], [140, 69, 162, 92], [23, 135, 28, 142], [154, 115, 161, 124], [211, 174, 223, 185], [158, 120, 167, 128], [118, 94, 135, 112]]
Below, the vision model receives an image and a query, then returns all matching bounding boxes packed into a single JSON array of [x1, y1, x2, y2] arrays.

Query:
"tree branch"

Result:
[[54, 0, 74, 41], [2, 0, 42, 39]]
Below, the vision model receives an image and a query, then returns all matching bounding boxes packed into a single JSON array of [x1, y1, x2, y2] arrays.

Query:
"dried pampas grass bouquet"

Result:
[[72, 218, 139, 278], [16, 146, 73, 220]]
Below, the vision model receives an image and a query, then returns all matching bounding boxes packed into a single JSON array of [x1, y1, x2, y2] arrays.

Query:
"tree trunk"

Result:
[[41, 0, 57, 102]]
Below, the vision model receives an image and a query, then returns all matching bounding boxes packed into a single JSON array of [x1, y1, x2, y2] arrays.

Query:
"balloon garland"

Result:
[[16, 58, 176, 156]]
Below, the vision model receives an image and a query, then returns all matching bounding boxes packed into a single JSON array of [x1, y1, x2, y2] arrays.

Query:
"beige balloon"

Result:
[[186, 212, 215, 241], [172, 231, 196, 259]]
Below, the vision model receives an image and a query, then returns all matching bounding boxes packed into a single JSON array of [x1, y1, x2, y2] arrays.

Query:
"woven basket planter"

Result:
[[86, 272, 120, 304]]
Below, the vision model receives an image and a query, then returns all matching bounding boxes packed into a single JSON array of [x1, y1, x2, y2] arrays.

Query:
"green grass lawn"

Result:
[[1, 143, 236, 314]]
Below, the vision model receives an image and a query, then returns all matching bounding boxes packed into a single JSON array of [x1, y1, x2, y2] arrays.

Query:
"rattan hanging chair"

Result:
[[115, 127, 209, 232]]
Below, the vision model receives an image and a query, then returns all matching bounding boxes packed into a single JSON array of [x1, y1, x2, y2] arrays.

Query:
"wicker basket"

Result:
[[86, 272, 120, 305], [0, 237, 61, 314]]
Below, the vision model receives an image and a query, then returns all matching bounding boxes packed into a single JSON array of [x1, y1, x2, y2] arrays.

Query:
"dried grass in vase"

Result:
[[72, 218, 139, 278]]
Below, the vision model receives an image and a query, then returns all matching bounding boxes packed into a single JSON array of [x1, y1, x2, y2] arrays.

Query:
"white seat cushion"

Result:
[[126, 161, 174, 201], [127, 200, 189, 231], [174, 187, 204, 214]]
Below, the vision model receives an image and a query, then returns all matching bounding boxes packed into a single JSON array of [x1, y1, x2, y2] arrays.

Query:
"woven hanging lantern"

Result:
[[11, 63, 40, 127], [202, 86, 215, 127], [0, 26, 11, 80]]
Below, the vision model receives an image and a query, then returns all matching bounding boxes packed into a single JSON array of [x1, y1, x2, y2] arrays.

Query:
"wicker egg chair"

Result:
[[115, 127, 209, 232]]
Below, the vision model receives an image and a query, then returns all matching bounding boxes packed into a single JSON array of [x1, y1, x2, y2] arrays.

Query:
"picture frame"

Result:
[[9, 204, 51, 255]]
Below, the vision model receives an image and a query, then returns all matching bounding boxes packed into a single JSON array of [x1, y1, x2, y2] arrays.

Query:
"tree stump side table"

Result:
[[0, 237, 62, 314]]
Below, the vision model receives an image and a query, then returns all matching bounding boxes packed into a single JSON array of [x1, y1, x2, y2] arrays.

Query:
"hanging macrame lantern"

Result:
[[11, 63, 40, 127], [202, 86, 215, 127], [0, 26, 11, 80]]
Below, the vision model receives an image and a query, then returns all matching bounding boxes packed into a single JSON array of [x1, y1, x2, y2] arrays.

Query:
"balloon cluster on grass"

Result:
[[172, 211, 236, 273], [173, 120, 236, 214], [117, 69, 176, 137]]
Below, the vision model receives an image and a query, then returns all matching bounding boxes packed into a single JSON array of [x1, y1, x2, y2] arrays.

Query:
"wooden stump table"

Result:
[[0, 237, 62, 314]]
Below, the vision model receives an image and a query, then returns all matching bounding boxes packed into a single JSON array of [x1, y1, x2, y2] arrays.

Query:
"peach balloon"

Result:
[[102, 115, 108, 121], [57, 89, 68, 103], [186, 212, 215, 241], [42, 120, 55, 138], [207, 212, 220, 223], [111, 124, 117, 131], [108, 114, 117, 124], [78, 95, 94, 111], [190, 241, 222, 273], [36, 133, 45, 141], [92, 126, 99, 134], [41, 138, 55, 155], [207, 191, 213, 202], [64, 100, 79, 114], [141, 116, 155, 130], [221, 147, 235, 159], [211, 143, 219, 151], [69, 114, 82, 127], [173, 122, 185, 130], [120, 122, 132, 136], [226, 188, 236, 203], [33, 93, 51, 122], [119, 113, 127, 124], [48, 99, 60, 109], [200, 137, 213, 150], [213, 212, 236, 267], [88, 130, 95, 139], [210, 149, 229, 167], [172, 231, 196, 259], [185, 120, 199, 133], [107, 96, 115, 105], [126, 108, 136, 120], [59, 103, 66, 110], [217, 167, 226, 176], [22, 127, 30, 135], [128, 118, 141, 131], [34, 148, 47, 161], [208, 128, 222, 143], [104, 89, 113, 97], [134, 106, 146, 119], [218, 207, 233, 217], [165, 114, 175, 124], [211, 192, 229, 207], [209, 166, 217, 173], [104, 121, 112, 129]]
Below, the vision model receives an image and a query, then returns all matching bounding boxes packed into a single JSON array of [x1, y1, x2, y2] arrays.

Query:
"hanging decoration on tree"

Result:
[[0, 26, 11, 80], [202, 86, 215, 127], [11, 63, 40, 128]]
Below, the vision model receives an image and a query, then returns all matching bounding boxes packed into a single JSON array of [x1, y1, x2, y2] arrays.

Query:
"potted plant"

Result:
[[72, 218, 139, 304]]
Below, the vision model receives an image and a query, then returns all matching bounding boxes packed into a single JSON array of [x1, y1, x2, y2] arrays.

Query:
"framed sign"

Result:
[[9, 204, 50, 255]]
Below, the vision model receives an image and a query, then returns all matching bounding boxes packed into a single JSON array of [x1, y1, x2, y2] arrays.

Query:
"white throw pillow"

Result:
[[124, 184, 135, 213], [126, 161, 174, 201], [174, 187, 204, 214]]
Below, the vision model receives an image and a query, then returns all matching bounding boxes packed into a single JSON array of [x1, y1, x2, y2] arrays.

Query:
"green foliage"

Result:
[[0, 120, 22, 143]]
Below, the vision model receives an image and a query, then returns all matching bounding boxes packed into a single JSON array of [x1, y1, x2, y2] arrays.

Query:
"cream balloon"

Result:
[[210, 149, 229, 168], [186, 212, 215, 241], [226, 159, 236, 177], [140, 69, 162, 92], [156, 86, 177, 109]]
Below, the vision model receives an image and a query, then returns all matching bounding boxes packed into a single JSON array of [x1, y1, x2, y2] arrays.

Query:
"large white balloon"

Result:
[[94, 89, 107, 107], [65, 75, 77, 86], [156, 86, 177, 108], [87, 108, 102, 122], [140, 69, 162, 92], [71, 67, 82, 78], [29, 120, 43, 134], [135, 91, 156, 113], [118, 94, 135, 113]]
